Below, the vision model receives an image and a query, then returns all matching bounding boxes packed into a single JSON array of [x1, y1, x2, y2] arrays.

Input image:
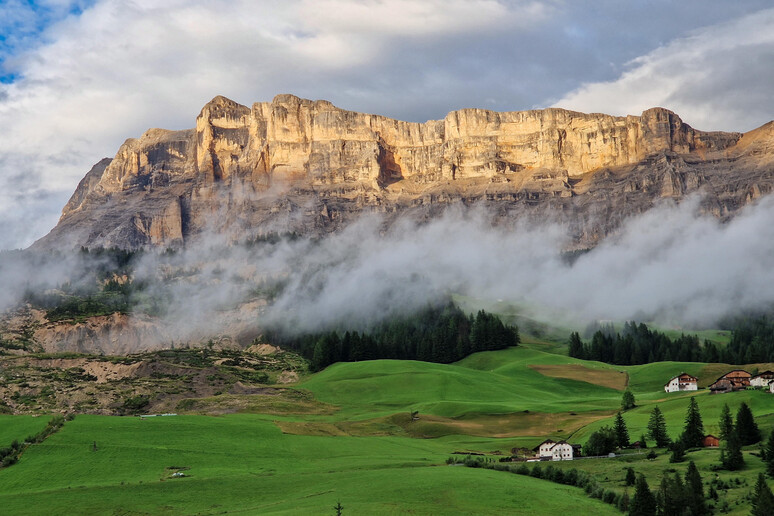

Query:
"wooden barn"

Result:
[[702, 435, 720, 447], [709, 370, 751, 394]]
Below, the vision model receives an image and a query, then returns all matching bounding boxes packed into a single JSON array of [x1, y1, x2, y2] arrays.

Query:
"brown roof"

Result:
[[711, 370, 751, 385]]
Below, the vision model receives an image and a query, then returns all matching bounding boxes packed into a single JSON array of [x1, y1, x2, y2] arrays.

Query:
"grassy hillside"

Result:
[[0, 414, 620, 515], [3, 330, 774, 514], [0, 415, 51, 445], [301, 347, 623, 421]]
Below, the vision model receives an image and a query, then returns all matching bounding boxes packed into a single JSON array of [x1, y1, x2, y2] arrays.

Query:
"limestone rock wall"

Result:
[[36, 94, 773, 251]]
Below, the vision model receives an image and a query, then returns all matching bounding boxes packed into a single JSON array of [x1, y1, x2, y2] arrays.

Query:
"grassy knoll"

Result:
[[0, 414, 619, 515], [301, 347, 624, 421]]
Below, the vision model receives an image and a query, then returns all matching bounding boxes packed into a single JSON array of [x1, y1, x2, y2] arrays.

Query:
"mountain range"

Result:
[[32, 94, 774, 250]]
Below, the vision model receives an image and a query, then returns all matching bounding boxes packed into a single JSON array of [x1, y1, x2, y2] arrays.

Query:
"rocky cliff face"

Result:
[[34, 94, 773, 250]]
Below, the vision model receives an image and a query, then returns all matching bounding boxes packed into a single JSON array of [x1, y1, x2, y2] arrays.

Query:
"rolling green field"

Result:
[[0, 414, 620, 515], [2, 335, 774, 514]]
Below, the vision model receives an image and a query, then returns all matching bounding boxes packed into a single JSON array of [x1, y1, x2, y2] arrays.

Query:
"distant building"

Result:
[[664, 373, 699, 393], [702, 435, 720, 448], [709, 370, 751, 394], [751, 371, 774, 388], [533, 440, 576, 461], [769, 382, 774, 394]]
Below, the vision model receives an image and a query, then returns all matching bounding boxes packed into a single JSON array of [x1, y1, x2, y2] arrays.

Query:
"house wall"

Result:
[[751, 377, 774, 387], [538, 443, 555, 457], [551, 443, 574, 461], [665, 379, 698, 392]]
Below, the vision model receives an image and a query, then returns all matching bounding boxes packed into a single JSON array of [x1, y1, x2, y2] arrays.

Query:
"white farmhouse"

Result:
[[751, 371, 774, 388], [664, 373, 698, 393], [534, 440, 575, 461]]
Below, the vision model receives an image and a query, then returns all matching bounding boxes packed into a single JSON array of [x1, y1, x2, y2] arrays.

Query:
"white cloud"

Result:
[[0, 0, 773, 250], [554, 8, 774, 131]]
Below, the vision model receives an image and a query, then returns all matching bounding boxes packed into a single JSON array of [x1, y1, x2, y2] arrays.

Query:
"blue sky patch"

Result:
[[0, 0, 94, 84]]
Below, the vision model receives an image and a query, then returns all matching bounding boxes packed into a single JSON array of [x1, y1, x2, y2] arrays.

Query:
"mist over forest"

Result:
[[2, 191, 774, 346]]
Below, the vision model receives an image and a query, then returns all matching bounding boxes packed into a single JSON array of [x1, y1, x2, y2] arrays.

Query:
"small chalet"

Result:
[[533, 440, 577, 461], [709, 370, 751, 394], [664, 373, 698, 393], [702, 435, 720, 448], [751, 371, 774, 388]]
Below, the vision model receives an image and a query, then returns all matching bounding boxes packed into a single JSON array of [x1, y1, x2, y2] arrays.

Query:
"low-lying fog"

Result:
[[3, 193, 774, 343]]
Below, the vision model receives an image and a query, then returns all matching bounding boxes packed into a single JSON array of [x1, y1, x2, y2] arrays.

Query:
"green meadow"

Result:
[[2, 336, 774, 514], [0, 414, 619, 515]]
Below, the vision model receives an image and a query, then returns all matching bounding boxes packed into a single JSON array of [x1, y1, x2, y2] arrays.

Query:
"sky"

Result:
[[1, 0, 774, 250]]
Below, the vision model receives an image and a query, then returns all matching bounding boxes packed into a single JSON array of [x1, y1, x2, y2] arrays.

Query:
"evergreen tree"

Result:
[[735, 402, 761, 445], [766, 428, 774, 478], [718, 403, 733, 441], [629, 475, 657, 516], [625, 467, 636, 486], [720, 429, 745, 471], [568, 331, 584, 358], [751, 473, 774, 516], [647, 406, 670, 447], [656, 472, 685, 516], [614, 412, 630, 448], [617, 489, 630, 512], [681, 396, 704, 448], [684, 461, 707, 516], [668, 440, 685, 463], [621, 389, 636, 411]]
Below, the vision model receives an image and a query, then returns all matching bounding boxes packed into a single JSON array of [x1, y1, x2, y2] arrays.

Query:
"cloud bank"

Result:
[[7, 192, 774, 350], [554, 8, 774, 132], [1, 0, 774, 249]]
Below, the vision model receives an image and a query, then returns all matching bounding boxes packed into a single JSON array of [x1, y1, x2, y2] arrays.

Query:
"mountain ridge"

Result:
[[33, 94, 774, 250]]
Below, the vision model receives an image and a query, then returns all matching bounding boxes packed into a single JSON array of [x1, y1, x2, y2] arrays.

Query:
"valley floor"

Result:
[[1, 344, 774, 514]]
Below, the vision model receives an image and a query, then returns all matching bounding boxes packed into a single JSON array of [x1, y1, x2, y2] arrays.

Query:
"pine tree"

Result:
[[681, 396, 704, 448], [669, 440, 685, 463], [721, 428, 745, 471], [765, 428, 774, 478], [614, 412, 630, 448], [629, 475, 657, 516], [617, 489, 630, 512], [568, 331, 584, 358], [751, 473, 774, 516], [657, 472, 685, 516], [735, 402, 761, 445], [718, 403, 733, 441], [647, 406, 670, 447], [684, 461, 707, 516], [621, 389, 636, 411], [625, 467, 636, 486]]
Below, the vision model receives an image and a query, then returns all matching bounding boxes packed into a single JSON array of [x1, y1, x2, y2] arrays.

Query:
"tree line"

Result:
[[568, 318, 774, 365], [268, 302, 519, 371]]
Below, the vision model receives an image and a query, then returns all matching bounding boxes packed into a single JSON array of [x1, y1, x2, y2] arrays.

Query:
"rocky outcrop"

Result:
[[34, 94, 774, 250]]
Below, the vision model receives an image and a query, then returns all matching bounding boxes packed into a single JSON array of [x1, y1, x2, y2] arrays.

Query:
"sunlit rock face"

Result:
[[34, 94, 774, 250]]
